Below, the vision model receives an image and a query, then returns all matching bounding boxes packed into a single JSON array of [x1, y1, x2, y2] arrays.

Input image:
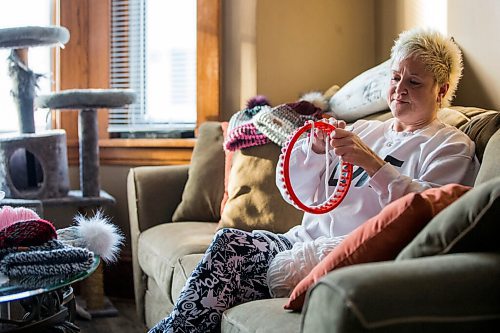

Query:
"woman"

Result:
[[267, 28, 479, 296], [150, 27, 479, 333]]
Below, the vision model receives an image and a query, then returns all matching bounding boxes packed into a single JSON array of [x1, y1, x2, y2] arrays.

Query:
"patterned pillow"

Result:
[[326, 59, 391, 122]]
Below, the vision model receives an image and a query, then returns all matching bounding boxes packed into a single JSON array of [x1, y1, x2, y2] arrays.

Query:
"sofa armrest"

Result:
[[302, 253, 500, 333], [128, 165, 188, 232], [127, 164, 188, 321]]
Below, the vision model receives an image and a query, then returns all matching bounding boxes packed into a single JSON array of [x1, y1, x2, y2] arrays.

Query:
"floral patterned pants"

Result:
[[148, 228, 292, 333]]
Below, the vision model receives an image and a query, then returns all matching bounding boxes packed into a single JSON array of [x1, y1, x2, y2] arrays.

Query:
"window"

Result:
[[0, 0, 52, 133], [56, 0, 219, 166], [109, 0, 197, 138]]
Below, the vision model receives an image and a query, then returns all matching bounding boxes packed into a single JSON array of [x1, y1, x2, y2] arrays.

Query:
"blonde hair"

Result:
[[391, 27, 463, 107]]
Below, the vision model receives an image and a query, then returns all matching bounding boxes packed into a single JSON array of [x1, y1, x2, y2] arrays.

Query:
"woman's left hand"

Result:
[[329, 128, 386, 177]]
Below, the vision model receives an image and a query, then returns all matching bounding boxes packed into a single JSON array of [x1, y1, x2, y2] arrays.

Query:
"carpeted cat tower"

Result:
[[0, 25, 135, 318], [36, 89, 135, 198], [0, 26, 70, 201], [36, 88, 135, 319]]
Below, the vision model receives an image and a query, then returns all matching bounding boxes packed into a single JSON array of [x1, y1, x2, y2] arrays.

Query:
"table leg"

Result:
[[78, 262, 118, 318]]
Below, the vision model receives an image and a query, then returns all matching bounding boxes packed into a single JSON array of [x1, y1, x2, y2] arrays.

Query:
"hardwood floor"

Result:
[[77, 298, 147, 333]]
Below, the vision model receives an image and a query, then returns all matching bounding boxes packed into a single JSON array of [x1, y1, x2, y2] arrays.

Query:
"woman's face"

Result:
[[387, 55, 447, 131]]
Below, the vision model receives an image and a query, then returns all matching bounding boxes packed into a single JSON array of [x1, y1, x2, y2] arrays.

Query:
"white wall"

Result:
[[375, 0, 500, 110], [221, 0, 376, 119]]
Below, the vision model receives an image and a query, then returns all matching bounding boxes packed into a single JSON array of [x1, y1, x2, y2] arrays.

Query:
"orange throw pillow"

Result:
[[284, 183, 471, 311]]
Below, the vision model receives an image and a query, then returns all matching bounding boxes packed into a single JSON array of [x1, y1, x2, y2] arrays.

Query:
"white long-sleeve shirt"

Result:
[[277, 118, 480, 244]]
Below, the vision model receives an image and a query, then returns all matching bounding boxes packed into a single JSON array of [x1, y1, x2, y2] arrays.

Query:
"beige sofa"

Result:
[[128, 106, 500, 332]]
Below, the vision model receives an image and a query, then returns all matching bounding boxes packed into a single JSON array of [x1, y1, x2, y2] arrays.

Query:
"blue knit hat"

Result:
[[0, 239, 94, 278]]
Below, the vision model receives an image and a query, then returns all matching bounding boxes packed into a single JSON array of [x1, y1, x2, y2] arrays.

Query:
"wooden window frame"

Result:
[[55, 0, 220, 166]]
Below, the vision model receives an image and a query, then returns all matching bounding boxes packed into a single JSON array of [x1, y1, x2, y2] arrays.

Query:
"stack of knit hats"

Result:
[[0, 206, 94, 280], [0, 239, 93, 279], [0, 204, 123, 283], [224, 92, 328, 151]]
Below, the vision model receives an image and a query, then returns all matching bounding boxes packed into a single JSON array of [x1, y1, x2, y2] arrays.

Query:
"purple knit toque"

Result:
[[246, 95, 271, 109], [223, 122, 271, 151]]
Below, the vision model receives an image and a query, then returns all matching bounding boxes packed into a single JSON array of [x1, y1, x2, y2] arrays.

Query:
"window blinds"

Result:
[[109, 0, 196, 137], [109, 0, 146, 134]]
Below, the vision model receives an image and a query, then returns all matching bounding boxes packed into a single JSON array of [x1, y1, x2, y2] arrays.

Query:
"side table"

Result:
[[1, 190, 117, 318], [0, 256, 100, 332]]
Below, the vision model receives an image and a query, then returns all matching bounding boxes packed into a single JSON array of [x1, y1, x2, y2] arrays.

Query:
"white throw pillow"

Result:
[[327, 59, 391, 122]]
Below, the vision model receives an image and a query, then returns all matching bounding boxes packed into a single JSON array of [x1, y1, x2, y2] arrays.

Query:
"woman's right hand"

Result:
[[311, 118, 346, 154]]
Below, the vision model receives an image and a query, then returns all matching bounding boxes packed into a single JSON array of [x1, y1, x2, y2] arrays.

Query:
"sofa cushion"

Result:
[[475, 128, 500, 185], [138, 221, 218, 300], [172, 122, 225, 222], [327, 59, 391, 122], [437, 107, 470, 128], [397, 177, 500, 260], [285, 184, 470, 311], [344, 107, 473, 127], [222, 298, 301, 333], [172, 253, 204, 301], [451, 105, 497, 119], [218, 143, 304, 233], [460, 111, 500, 162]]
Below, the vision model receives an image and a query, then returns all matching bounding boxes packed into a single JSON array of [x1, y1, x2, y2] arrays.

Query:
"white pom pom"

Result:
[[300, 91, 328, 111], [73, 210, 124, 263]]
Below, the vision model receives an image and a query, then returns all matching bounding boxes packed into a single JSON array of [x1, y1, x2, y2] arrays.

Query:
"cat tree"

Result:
[[0, 25, 135, 317], [0, 26, 70, 201]]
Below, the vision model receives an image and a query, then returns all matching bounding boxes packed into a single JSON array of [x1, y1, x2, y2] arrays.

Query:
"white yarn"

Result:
[[73, 210, 124, 263], [325, 136, 330, 199], [304, 121, 315, 165], [267, 235, 347, 298], [303, 123, 331, 199]]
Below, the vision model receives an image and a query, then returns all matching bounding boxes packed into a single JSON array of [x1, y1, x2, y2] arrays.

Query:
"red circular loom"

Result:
[[279, 121, 353, 214]]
